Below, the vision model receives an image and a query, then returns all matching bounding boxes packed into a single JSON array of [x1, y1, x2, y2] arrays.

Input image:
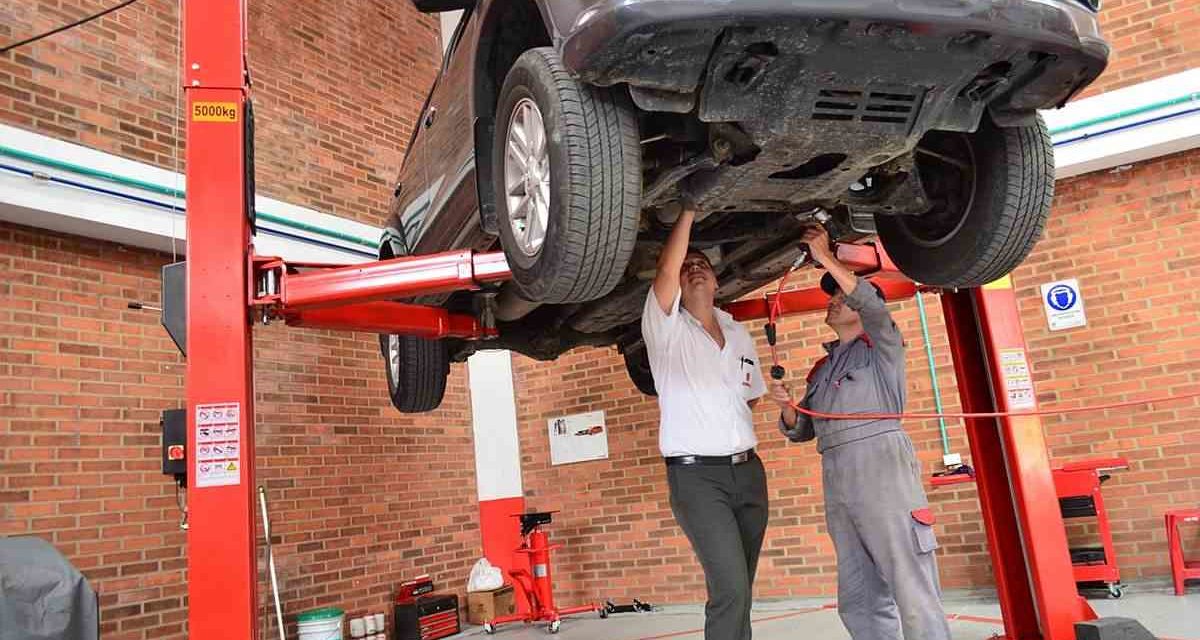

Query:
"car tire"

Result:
[[623, 344, 657, 397], [379, 334, 449, 413], [493, 47, 641, 304], [874, 113, 1053, 287]]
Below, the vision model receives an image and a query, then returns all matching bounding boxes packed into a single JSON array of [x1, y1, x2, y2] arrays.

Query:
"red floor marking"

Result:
[[945, 613, 1004, 624], [750, 607, 829, 624], [629, 606, 1195, 640], [630, 607, 827, 640]]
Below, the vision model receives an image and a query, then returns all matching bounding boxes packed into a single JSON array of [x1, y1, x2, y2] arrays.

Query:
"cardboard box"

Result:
[[466, 585, 515, 624]]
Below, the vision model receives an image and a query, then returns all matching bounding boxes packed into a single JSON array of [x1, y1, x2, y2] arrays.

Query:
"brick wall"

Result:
[[510, 148, 1200, 605], [0, 1, 475, 639], [0, 0, 441, 225], [1, 1, 181, 163], [1081, 0, 1200, 97], [246, 0, 441, 226]]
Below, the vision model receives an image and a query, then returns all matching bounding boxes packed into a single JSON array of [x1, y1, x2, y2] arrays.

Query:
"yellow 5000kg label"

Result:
[[192, 101, 239, 122]]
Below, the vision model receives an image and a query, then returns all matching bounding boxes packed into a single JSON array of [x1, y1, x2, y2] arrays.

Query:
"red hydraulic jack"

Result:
[[182, 2, 1150, 639], [482, 512, 602, 634]]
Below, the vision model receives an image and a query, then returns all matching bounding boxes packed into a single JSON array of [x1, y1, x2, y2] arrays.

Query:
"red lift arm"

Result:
[[942, 280, 1100, 637], [261, 250, 510, 310], [183, 2, 1107, 638], [251, 252, 506, 338]]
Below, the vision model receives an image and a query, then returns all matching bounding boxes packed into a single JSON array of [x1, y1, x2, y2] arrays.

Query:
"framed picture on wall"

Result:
[[547, 411, 608, 466]]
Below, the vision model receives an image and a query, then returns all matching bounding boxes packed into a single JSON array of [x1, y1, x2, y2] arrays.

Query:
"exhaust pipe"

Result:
[[493, 284, 541, 322]]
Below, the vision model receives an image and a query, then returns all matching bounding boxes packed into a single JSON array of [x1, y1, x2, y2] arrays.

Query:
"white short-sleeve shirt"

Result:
[[642, 289, 767, 457]]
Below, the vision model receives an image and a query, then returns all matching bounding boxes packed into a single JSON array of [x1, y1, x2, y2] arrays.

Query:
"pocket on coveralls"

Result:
[[910, 508, 939, 554]]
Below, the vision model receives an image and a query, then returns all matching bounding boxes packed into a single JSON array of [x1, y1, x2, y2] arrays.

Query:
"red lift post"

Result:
[[184, 2, 1113, 638], [182, 2, 256, 637], [181, 4, 508, 636], [941, 281, 1100, 638]]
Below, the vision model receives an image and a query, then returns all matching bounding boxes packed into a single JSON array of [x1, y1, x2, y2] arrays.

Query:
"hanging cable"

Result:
[[914, 291, 952, 454], [765, 252, 805, 381], [174, 479, 188, 531], [1, 0, 141, 54], [170, 0, 182, 262]]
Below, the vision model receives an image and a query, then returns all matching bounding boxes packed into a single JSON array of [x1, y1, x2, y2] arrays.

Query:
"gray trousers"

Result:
[[668, 456, 769, 640], [823, 431, 951, 640]]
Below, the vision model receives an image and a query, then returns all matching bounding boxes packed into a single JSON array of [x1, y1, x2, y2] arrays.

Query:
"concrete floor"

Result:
[[458, 585, 1200, 640]]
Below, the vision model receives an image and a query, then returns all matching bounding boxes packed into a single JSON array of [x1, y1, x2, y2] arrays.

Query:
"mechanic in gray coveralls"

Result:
[[770, 226, 951, 640]]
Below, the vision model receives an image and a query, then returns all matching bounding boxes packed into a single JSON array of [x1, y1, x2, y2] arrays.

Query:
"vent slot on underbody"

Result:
[[811, 88, 921, 128]]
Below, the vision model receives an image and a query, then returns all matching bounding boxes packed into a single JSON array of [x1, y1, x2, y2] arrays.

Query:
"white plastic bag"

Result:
[[467, 558, 504, 592]]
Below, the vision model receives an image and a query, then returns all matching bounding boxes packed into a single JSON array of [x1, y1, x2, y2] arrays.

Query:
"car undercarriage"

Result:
[[379, 0, 1109, 409]]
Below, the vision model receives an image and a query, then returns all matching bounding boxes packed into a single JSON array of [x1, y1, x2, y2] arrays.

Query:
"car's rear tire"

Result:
[[623, 344, 657, 397], [875, 114, 1053, 287], [493, 47, 641, 304], [379, 334, 449, 413]]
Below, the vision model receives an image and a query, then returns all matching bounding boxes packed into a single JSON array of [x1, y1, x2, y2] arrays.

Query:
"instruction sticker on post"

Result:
[[195, 402, 241, 488], [191, 101, 239, 122], [1040, 278, 1086, 331], [999, 349, 1036, 410]]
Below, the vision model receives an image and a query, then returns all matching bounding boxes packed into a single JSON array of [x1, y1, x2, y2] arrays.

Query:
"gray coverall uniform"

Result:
[[781, 278, 951, 640]]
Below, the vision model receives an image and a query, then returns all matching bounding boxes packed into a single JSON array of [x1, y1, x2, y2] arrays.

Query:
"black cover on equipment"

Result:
[[0, 537, 99, 640]]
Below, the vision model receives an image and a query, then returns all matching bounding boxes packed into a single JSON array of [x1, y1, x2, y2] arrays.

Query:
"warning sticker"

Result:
[[998, 349, 1036, 410], [195, 402, 241, 488], [191, 101, 239, 122]]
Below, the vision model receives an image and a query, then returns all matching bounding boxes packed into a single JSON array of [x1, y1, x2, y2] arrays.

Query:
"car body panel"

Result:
[[558, 0, 1107, 92], [393, 7, 482, 254]]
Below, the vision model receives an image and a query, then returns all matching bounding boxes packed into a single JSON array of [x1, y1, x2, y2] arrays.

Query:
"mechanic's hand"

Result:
[[772, 378, 803, 435], [656, 198, 698, 226], [769, 379, 793, 409], [801, 225, 834, 262]]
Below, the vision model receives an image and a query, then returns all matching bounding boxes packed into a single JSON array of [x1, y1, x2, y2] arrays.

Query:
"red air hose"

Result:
[[763, 267, 1200, 421], [766, 266, 793, 372], [789, 394, 1200, 421]]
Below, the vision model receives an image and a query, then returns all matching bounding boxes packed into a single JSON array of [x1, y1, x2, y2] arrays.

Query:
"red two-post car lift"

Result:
[[182, 2, 1151, 639]]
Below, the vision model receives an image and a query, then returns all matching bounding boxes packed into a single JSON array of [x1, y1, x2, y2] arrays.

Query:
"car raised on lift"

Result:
[[379, 0, 1109, 412]]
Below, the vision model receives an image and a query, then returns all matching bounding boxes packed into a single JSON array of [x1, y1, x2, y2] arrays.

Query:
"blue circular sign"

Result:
[[1046, 284, 1077, 311]]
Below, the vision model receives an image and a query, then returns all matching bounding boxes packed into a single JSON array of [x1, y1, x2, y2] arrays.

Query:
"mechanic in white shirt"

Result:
[[641, 201, 768, 640]]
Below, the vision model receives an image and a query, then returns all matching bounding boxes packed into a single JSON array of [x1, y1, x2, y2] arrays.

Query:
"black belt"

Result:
[[665, 449, 756, 467]]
